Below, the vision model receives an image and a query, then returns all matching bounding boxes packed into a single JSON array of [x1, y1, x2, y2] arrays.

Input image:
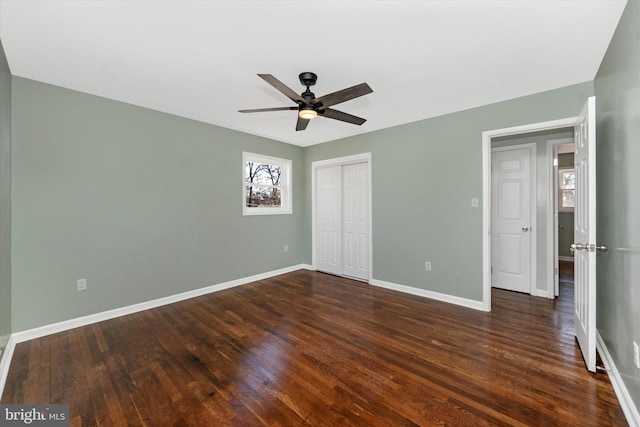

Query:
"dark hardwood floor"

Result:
[[2, 265, 627, 426]]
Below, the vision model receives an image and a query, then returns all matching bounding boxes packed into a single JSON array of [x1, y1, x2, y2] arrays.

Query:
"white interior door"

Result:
[[573, 96, 597, 372], [342, 163, 369, 280], [491, 147, 533, 294], [316, 166, 342, 276], [315, 161, 370, 281]]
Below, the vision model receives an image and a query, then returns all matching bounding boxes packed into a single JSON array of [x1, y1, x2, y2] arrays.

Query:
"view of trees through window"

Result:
[[245, 161, 282, 208], [560, 169, 575, 209]]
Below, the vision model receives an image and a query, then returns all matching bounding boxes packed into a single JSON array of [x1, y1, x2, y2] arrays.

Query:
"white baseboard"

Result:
[[558, 256, 574, 262], [532, 288, 554, 299], [0, 334, 16, 401], [4, 265, 634, 427], [369, 278, 487, 311], [1, 263, 312, 400], [597, 330, 640, 427], [12, 263, 312, 344], [12, 264, 311, 344]]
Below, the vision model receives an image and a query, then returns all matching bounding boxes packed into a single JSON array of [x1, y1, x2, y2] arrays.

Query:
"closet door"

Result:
[[342, 163, 369, 280], [316, 166, 342, 275]]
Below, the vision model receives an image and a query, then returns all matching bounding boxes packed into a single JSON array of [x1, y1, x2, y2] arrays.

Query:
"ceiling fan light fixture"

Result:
[[298, 108, 317, 120]]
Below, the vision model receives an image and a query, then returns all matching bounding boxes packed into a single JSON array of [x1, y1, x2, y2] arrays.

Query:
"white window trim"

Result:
[[243, 152, 292, 216], [558, 167, 575, 213]]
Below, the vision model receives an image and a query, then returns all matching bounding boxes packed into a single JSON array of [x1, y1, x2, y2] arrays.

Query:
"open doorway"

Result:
[[489, 128, 573, 299], [549, 140, 575, 297], [483, 97, 598, 372]]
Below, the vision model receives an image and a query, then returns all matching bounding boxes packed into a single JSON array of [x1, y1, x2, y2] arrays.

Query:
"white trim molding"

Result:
[[482, 116, 579, 311], [597, 330, 640, 427], [11, 264, 312, 344], [242, 151, 293, 216], [532, 289, 552, 298], [370, 278, 486, 311], [0, 334, 16, 401], [546, 137, 575, 299], [1, 264, 313, 400]]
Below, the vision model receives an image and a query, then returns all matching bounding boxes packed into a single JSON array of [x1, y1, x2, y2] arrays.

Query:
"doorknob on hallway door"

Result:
[[521, 227, 529, 232], [570, 243, 587, 251]]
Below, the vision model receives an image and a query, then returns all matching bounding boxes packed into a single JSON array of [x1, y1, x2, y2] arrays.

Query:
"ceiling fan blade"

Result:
[[239, 106, 298, 113], [314, 83, 373, 108], [296, 116, 310, 131], [320, 108, 367, 126], [258, 74, 305, 104]]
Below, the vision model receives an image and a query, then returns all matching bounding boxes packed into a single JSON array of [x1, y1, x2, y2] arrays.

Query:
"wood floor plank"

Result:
[[1, 267, 628, 426]]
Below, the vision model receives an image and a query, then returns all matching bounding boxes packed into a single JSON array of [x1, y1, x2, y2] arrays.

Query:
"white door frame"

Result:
[[491, 143, 537, 296], [312, 153, 372, 281], [546, 137, 574, 298], [482, 118, 578, 311]]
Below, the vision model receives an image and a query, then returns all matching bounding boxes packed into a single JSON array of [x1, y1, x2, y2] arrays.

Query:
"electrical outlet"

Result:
[[425, 261, 432, 271], [471, 197, 479, 208], [633, 341, 639, 369], [284, 245, 289, 252], [77, 278, 87, 291]]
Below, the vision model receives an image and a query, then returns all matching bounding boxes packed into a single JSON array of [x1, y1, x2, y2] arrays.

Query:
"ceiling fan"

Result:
[[239, 72, 373, 131]]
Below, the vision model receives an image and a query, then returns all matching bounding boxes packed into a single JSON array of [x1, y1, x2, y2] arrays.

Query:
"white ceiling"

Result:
[[0, 0, 627, 147]]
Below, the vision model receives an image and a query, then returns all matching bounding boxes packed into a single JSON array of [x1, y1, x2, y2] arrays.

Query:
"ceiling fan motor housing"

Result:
[[301, 90, 316, 107]]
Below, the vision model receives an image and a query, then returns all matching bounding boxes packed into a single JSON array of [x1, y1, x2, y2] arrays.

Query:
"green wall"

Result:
[[304, 82, 593, 301], [558, 213, 574, 258], [11, 77, 306, 331], [558, 152, 574, 168], [594, 0, 640, 411], [0, 39, 11, 357], [7, 75, 597, 324], [9, 77, 595, 331]]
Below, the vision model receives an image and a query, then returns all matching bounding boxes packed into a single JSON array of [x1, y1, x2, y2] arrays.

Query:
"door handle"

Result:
[[521, 227, 529, 232], [571, 243, 608, 252]]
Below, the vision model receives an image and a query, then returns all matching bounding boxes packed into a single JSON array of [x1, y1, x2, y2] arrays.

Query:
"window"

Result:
[[559, 168, 575, 212], [243, 152, 292, 215]]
